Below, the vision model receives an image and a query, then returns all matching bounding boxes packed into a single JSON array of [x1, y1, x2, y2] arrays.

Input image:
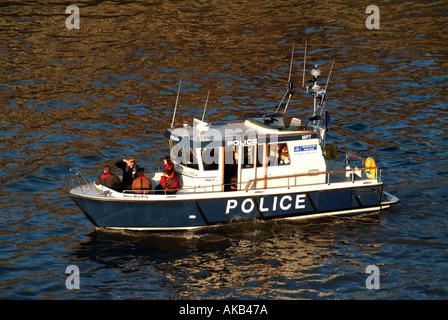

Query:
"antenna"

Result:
[[202, 89, 210, 122], [275, 45, 295, 114], [288, 45, 294, 84], [302, 39, 307, 87], [319, 58, 335, 107], [282, 82, 294, 115], [170, 80, 182, 128], [324, 58, 335, 93], [282, 46, 295, 115]]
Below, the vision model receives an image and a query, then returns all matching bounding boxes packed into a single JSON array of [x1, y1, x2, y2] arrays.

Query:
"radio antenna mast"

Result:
[[202, 89, 210, 122], [170, 80, 182, 128], [288, 45, 294, 84], [275, 45, 295, 114], [302, 39, 307, 87], [324, 59, 335, 93], [319, 58, 335, 108]]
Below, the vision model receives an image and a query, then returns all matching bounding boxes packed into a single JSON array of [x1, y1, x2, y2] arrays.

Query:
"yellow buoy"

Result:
[[365, 157, 376, 179]]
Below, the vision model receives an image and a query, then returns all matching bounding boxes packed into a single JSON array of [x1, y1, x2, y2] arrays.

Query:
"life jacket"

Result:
[[161, 172, 180, 191], [163, 164, 174, 174], [101, 173, 112, 179], [132, 176, 152, 194]]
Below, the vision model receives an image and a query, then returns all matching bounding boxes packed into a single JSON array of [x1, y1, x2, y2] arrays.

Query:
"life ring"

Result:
[[365, 157, 376, 179], [324, 143, 339, 160]]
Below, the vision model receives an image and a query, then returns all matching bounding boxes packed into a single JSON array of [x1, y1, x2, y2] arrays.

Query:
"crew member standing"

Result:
[[115, 157, 140, 190]]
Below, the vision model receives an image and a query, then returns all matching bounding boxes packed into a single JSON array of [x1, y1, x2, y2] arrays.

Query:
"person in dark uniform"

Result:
[[95, 165, 121, 191], [115, 157, 140, 190]]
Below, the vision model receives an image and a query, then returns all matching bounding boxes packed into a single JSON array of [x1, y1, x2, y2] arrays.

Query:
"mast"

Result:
[[275, 45, 295, 115], [302, 39, 307, 88], [170, 80, 182, 128], [202, 89, 210, 122], [320, 58, 335, 108]]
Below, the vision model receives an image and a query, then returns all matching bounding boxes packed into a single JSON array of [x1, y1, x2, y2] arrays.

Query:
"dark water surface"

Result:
[[1, 1, 447, 300]]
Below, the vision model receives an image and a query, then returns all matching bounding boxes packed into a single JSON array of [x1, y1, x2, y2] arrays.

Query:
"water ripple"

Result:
[[1, 0, 447, 300]]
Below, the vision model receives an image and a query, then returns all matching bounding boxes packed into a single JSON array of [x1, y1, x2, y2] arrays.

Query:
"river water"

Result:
[[0, 0, 447, 302]]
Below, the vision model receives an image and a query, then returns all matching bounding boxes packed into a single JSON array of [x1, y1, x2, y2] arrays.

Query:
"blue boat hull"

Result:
[[70, 185, 384, 231]]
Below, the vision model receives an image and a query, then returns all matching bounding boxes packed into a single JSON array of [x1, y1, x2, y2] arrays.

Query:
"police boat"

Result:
[[69, 49, 399, 232]]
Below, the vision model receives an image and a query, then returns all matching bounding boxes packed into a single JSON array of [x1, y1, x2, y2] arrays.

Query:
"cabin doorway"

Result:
[[239, 144, 264, 190], [223, 144, 266, 191], [223, 146, 237, 191]]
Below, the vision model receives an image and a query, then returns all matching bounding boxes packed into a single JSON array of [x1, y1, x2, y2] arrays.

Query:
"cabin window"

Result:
[[268, 143, 290, 166], [242, 145, 263, 168], [202, 147, 219, 171], [175, 144, 199, 170], [186, 147, 199, 169]]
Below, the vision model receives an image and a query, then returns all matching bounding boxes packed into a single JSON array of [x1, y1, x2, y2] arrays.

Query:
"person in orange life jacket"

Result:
[[95, 165, 121, 191], [115, 157, 140, 190], [132, 168, 152, 194]]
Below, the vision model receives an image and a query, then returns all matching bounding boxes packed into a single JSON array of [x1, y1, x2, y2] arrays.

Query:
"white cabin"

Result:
[[164, 113, 327, 193]]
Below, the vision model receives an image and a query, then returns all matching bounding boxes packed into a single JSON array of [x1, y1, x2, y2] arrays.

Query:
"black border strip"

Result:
[[193, 200, 210, 226]]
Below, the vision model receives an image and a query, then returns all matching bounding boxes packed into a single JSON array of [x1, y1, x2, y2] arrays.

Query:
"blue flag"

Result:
[[324, 109, 330, 131]]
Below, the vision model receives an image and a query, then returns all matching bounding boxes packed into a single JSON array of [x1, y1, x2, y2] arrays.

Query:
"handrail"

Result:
[[70, 167, 92, 195], [71, 162, 380, 197], [343, 151, 366, 163], [119, 183, 235, 195], [244, 166, 379, 192]]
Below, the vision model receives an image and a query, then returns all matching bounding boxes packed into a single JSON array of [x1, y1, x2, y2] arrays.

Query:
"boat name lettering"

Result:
[[227, 139, 258, 146], [302, 134, 312, 140], [123, 194, 150, 199], [225, 194, 306, 214]]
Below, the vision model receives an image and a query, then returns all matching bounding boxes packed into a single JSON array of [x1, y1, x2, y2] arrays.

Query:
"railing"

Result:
[[70, 168, 93, 195], [119, 165, 380, 195], [243, 150, 381, 192], [70, 151, 380, 197], [343, 152, 366, 164], [121, 184, 226, 195], [244, 166, 380, 191]]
